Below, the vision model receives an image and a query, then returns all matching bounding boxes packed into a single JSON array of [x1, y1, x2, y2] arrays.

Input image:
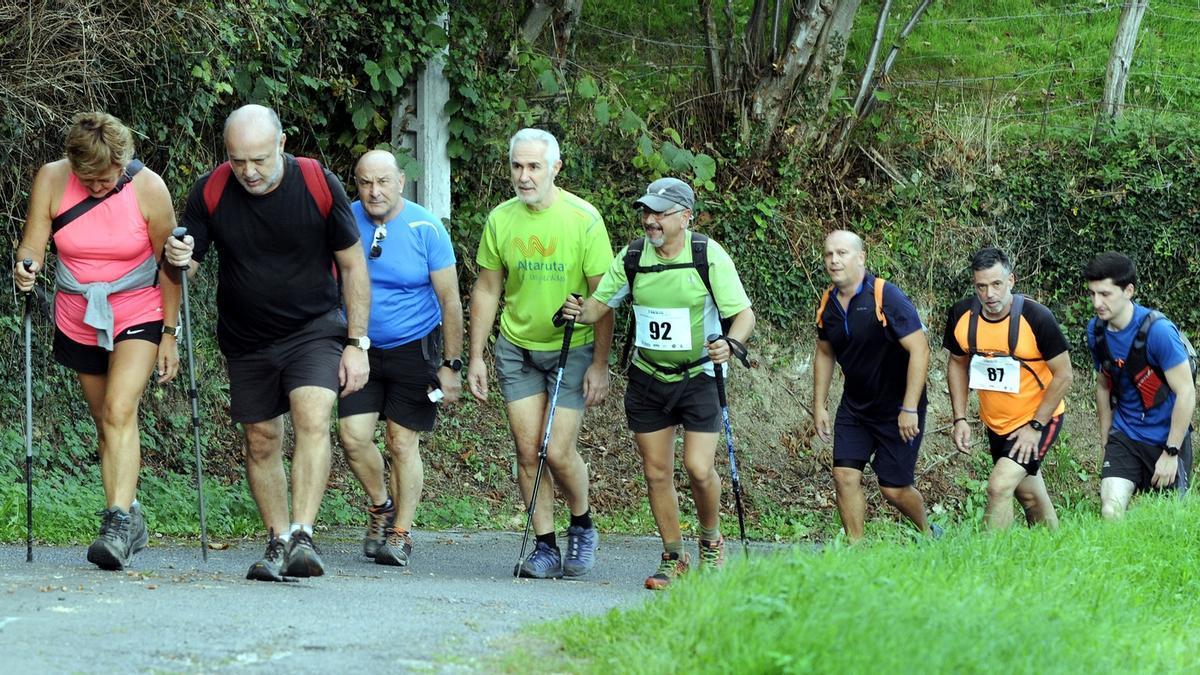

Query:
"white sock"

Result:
[[290, 523, 313, 536]]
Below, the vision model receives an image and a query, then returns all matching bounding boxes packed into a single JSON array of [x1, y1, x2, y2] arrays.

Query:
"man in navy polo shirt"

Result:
[[812, 230, 937, 541], [1084, 252, 1195, 519]]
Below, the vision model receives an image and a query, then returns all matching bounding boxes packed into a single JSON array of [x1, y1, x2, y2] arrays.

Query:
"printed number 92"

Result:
[[649, 321, 672, 340]]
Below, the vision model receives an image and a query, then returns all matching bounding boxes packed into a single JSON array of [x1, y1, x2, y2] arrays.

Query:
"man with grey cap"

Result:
[[468, 128, 613, 579], [559, 176, 755, 589]]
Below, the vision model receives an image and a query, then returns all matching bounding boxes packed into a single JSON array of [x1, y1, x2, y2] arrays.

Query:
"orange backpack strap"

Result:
[[816, 285, 835, 328], [873, 277, 887, 327]]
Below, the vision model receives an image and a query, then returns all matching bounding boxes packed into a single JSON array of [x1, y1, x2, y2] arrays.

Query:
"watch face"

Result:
[[349, 336, 370, 350], [444, 358, 463, 372]]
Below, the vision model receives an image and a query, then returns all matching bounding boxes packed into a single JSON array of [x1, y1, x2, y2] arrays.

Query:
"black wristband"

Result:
[[953, 417, 967, 425]]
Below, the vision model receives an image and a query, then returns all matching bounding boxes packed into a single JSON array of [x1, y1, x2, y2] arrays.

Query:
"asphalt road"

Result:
[[0, 530, 668, 673]]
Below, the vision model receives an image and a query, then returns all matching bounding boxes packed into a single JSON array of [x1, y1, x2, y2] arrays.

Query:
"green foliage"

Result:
[[532, 499, 1200, 673]]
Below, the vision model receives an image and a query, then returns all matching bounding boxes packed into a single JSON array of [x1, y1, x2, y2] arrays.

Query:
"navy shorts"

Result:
[[623, 366, 722, 434], [225, 310, 345, 424], [832, 404, 924, 488], [1101, 430, 1192, 494], [338, 326, 443, 432], [986, 414, 1063, 477], [53, 320, 163, 375]]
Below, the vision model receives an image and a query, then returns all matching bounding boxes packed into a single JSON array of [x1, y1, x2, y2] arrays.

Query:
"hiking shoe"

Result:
[[698, 536, 725, 571], [375, 528, 413, 567], [645, 551, 690, 590], [128, 503, 149, 557], [246, 533, 288, 582], [517, 541, 564, 579], [563, 524, 599, 577], [86, 507, 142, 571], [363, 500, 395, 559], [283, 530, 325, 578]]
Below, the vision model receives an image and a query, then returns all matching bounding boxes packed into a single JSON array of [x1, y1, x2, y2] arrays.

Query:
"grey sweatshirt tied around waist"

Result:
[[55, 254, 159, 351]]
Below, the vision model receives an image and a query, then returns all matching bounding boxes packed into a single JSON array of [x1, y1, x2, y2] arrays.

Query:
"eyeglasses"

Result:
[[369, 225, 387, 259], [642, 208, 685, 219]]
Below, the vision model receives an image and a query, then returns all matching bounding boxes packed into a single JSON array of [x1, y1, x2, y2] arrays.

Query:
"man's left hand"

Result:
[[339, 346, 370, 397], [1151, 453, 1179, 489], [583, 362, 610, 407], [1006, 424, 1043, 465], [437, 366, 462, 404]]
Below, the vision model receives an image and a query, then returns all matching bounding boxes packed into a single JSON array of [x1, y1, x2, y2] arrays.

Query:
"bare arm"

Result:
[[430, 264, 464, 403], [897, 329, 930, 442], [138, 170, 182, 383], [582, 273, 613, 407], [1095, 373, 1113, 452], [334, 241, 371, 395], [467, 267, 504, 402], [1162, 360, 1196, 450], [948, 353, 972, 453], [1030, 352, 1073, 425], [813, 338, 836, 442], [13, 162, 60, 290]]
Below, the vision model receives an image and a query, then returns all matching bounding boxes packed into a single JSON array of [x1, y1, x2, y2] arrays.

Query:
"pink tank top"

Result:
[[53, 171, 163, 346]]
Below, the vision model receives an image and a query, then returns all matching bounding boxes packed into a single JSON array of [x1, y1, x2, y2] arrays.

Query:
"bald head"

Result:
[[825, 229, 865, 253], [223, 104, 287, 195], [823, 229, 867, 290], [355, 149, 406, 224]]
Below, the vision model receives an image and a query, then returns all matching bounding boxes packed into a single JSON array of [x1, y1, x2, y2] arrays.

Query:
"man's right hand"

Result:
[[13, 259, 38, 293], [814, 408, 832, 444], [952, 419, 972, 454], [165, 233, 194, 269], [467, 356, 489, 403]]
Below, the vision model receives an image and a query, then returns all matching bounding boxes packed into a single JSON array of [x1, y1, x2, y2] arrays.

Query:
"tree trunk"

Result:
[[1102, 0, 1149, 119], [700, 0, 724, 92], [520, 0, 555, 44]]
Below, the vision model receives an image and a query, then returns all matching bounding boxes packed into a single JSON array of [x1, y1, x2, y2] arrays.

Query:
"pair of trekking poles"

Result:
[[20, 227, 209, 562], [511, 315, 751, 575]]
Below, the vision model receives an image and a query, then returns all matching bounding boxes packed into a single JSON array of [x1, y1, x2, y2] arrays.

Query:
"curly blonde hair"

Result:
[[64, 112, 134, 178]]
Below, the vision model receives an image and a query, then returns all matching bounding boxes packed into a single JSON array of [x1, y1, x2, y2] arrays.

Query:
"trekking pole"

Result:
[[172, 228, 208, 561], [708, 333, 749, 557], [513, 300, 578, 576], [22, 259, 34, 563]]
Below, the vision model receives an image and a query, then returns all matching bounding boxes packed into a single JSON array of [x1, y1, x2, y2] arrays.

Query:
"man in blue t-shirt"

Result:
[[338, 149, 464, 566], [813, 230, 938, 541], [1084, 252, 1196, 519]]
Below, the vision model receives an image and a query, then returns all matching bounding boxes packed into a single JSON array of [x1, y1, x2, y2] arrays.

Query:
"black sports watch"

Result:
[[1165, 445, 1180, 457], [1027, 419, 1045, 432], [442, 358, 463, 372]]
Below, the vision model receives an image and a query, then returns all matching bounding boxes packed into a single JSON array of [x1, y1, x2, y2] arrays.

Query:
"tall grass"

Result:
[[537, 497, 1200, 673]]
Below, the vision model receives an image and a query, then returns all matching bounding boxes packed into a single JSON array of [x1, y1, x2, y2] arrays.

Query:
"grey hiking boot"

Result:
[[375, 528, 413, 567], [363, 500, 395, 559], [563, 524, 598, 576], [128, 503, 150, 556], [283, 530, 325, 578], [86, 507, 143, 571], [517, 540, 564, 579], [246, 532, 288, 582]]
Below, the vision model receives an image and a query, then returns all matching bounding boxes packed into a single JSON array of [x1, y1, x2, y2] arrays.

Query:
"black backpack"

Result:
[[1093, 310, 1199, 411], [966, 294, 1046, 390]]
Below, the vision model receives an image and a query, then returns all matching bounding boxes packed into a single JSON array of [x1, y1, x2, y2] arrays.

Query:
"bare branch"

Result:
[[850, 0, 892, 118], [700, 0, 724, 91]]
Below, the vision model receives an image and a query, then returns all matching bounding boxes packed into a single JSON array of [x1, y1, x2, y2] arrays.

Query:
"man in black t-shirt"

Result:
[[813, 231, 936, 542], [165, 104, 371, 581]]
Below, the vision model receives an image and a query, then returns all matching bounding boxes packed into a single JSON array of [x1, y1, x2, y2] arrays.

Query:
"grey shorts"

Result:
[[493, 333, 593, 410]]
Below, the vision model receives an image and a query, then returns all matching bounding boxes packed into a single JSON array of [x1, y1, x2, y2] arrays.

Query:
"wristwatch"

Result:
[[162, 325, 180, 337], [1027, 419, 1045, 432], [347, 336, 371, 350], [1165, 445, 1180, 457], [442, 358, 463, 372]]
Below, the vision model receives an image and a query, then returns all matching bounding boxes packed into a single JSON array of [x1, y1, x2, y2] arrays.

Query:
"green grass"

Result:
[[527, 497, 1200, 673]]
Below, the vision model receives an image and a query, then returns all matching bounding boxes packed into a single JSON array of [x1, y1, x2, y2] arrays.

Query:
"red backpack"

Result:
[[202, 156, 332, 218]]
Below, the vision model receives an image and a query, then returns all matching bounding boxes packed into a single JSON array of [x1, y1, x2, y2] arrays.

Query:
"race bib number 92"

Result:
[[633, 305, 692, 351]]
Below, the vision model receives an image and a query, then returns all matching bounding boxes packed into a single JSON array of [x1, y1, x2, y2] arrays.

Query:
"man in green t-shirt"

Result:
[[560, 177, 755, 590], [468, 128, 614, 579]]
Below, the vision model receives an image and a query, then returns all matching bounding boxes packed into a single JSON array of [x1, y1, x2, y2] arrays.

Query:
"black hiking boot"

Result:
[[283, 530, 325, 578], [246, 531, 288, 582], [86, 507, 142, 571]]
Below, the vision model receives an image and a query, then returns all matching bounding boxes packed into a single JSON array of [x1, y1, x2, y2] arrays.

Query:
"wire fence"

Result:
[[573, 1, 1200, 137]]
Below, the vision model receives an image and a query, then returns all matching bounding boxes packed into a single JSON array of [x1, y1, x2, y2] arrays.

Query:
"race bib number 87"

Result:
[[633, 305, 691, 351], [969, 355, 1020, 393]]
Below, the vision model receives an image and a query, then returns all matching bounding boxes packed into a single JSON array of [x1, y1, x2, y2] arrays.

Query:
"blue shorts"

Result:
[[832, 404, 925, 488]]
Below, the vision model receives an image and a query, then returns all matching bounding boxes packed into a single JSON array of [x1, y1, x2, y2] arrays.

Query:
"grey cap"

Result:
[[633, 177, 694, 212]]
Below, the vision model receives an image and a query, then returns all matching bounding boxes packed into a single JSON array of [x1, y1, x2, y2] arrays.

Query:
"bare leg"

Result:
[[338, 412, 389, 506], [636, 428, 681, 545], [1100, 477, 1137, 521], [507, 395, 589, 534], [1014, 473, 1059, 529], [880, 485, 931, 534], [833, 467, 867, 541], [288, 385, 336, 525], [384, 422, 424, 530], [243, 416, 288, 536], [682, 431, 721, 532], [984, 459, 1028, 530]]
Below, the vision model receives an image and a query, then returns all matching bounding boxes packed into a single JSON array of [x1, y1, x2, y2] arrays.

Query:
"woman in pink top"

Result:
[[13, 112, 181, 571]]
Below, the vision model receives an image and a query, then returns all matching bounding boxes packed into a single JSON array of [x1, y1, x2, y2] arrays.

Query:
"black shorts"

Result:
[[53, 321, 163, 375], [1101, 430, 1193, 494], [225, 311, 345, 424], [338, 327, 443, 432], [624, 366, 722, 434], [832, 404, 924, 488], [986, 414, 1063, 476]]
